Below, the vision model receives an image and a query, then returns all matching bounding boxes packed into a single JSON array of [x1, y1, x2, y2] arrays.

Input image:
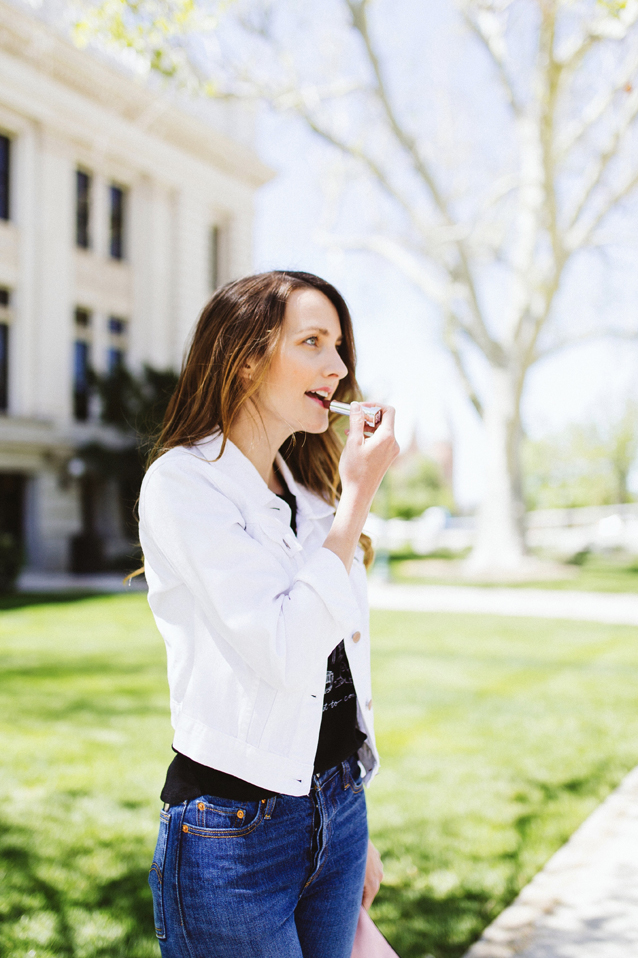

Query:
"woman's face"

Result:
[[253, 287, 349, 437]]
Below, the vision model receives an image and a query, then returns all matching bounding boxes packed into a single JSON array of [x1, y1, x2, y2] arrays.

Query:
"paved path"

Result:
[[17, 571, 147, 592], [463, 766, 638, 958], [367, 582, 638, 626], [15, 574, 638, 626]]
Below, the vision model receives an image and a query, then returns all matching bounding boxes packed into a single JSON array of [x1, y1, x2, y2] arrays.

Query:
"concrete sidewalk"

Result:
[[17, 570, 147, 592], [15, 574, 638, 626], [463, 766, 638, 958], [367, 582, 638, 626]]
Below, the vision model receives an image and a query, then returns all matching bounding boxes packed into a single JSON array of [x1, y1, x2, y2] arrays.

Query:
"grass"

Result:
[[391, 551, 638, 592], [2, 595, 638, 957]]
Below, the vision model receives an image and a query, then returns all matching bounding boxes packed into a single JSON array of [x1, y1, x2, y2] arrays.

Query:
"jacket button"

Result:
[[366, 698, 373, 710], [352, 631, 361, 643]]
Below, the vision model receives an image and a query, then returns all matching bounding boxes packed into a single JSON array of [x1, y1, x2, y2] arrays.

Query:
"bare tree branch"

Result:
[[344, 0, 501, 364], [567, 86, 638, 231], [556, 44, 638, 161], [444, 312, 484, 418], [294, 108, 429, 243], [538, 6, 566, 273], [317, 230, 451, 304], [567, 167, 638, 249], [534, 325, 638, 363], [345, 0, 445, 212], [462, 4, 520, 115], [556, 1, 638, 70]]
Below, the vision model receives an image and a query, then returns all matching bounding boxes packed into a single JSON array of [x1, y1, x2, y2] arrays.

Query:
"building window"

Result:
[[109, 185, 126, 260], [209, 224, 221, 291], [73, 308, 92, 421], [0, 288, 11, 412], [76, 170, 92, 249], [107, 316, 128, 373], [0, 135, 10, 221]]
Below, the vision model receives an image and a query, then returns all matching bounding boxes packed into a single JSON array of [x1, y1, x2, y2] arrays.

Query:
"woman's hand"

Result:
[[362, 839, 384, 911], [339, 402, 399, 506], [323, 402, 399, 572]]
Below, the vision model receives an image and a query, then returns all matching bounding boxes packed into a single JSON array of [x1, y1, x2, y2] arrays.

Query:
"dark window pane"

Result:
[[76, 170, 91, 249], [108, 316, 126, 335], [73, 340, 90, 421], [107, 347, 125, 374], [75, 307, 91, 328], [0, 136, 9, 221], [109, 186, 125, 260], [0, 323, 8, 411], [0, 473, 25, 543]]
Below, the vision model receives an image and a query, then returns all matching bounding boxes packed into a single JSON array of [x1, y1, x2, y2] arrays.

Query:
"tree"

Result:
[[75, 364, 178, 562], [373, 452, 455, 520], [524, 400, 638, 508], [74, 0, 638, 571]]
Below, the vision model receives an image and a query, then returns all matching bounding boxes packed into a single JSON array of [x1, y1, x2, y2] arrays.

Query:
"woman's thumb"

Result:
[[348, 402, 365, 445]]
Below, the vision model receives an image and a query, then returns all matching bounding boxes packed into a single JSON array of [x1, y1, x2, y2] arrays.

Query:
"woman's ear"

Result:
[[240, 360, 255, 382]]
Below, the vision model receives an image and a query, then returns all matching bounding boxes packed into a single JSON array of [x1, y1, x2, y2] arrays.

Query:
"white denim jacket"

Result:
[[139, 433, 379, 796]]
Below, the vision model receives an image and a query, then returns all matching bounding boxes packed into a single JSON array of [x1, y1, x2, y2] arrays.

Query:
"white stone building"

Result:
[[0, 0, 271, 572]]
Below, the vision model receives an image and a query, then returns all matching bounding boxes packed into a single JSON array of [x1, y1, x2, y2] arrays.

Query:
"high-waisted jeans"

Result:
[[149, 754, 369, 958]]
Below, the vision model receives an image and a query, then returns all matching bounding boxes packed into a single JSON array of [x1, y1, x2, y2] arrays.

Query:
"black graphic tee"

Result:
[[313, 639, 367, 774]]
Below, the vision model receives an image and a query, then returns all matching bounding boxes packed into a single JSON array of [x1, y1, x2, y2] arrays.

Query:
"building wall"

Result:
[[0, 0, 272, 571]]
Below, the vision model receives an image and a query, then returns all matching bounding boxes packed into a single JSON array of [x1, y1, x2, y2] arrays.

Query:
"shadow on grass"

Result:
[[372, 765, 617, 958], [372, 883, 498, 958], [0, 814, 158, 958]]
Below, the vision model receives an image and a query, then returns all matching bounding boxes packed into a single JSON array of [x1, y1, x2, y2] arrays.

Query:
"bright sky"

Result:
[[252, 108, 638, 509]]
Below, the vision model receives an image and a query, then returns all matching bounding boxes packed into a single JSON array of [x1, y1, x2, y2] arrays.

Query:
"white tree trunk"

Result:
[[466, 365, 526, 572]]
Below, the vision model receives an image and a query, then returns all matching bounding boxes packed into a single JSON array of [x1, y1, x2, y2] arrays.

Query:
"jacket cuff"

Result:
[[294, 547, 361, 638]]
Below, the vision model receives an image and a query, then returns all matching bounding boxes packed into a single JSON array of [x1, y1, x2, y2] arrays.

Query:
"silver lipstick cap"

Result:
[[328, 401, 382, 426]]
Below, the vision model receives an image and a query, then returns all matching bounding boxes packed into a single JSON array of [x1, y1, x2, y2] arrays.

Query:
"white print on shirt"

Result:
[[322, 641, 356, 713]]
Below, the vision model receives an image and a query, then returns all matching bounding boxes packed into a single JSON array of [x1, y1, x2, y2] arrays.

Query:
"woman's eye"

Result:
[[303, 337, 318, 346]]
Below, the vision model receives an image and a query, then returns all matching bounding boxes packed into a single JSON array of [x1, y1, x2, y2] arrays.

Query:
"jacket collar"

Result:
[[191, 433, 335, 523], [275, 453, 335, 522]]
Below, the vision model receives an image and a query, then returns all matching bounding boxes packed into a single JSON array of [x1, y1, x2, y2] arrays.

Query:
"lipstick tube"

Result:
[[329, 401, 382, 427]]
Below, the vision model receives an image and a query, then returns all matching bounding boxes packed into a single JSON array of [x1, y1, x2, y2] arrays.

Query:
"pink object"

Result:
[[351, 907, 400, 957]]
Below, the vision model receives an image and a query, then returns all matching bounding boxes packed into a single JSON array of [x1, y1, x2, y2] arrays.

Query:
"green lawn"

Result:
[[391, 552, 638, 592], [2, 595, 638, 958]]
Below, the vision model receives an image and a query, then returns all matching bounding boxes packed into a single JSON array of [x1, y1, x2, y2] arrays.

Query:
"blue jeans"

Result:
[[149, 754, 369, 958]]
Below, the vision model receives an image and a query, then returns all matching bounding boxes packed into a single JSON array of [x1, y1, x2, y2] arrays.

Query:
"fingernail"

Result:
[[351, 401, 360, 412]]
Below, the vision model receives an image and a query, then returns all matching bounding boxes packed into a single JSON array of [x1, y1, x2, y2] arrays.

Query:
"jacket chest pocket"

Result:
[[247, 513, 303, 563]]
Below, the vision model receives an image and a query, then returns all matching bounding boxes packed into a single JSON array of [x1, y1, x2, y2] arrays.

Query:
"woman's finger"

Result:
[[362, 840, 384, 910], [347, 401, 366, 446], [374, 403, 395, 434]]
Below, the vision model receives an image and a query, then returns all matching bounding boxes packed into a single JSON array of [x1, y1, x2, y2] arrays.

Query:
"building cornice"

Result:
[[0, 0, 274, 188]]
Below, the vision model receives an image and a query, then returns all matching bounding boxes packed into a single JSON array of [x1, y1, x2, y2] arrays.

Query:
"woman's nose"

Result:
[[325, 348, 348, 380]]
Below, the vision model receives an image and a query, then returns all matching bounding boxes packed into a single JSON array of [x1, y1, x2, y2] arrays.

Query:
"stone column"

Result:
[[36, 129, 74, 426]]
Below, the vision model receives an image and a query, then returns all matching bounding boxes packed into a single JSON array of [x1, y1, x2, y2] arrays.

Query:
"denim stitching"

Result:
[[174, 802, 196, 956], [180, 800, 267, 838]]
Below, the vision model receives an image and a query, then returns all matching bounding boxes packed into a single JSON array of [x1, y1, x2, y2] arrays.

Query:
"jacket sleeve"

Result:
[[139, 456, 361, 691]]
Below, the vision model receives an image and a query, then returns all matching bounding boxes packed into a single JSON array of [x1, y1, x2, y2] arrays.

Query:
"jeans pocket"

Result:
[[187, 795, 270, 835], [344, 755, 364, 793], [148, 810, 171, 939]]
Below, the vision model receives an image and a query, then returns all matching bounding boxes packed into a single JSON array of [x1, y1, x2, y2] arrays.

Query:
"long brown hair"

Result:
[[150, 270, 373, 565]]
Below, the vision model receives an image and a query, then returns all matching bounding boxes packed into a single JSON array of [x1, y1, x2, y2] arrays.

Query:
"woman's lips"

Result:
[[305, 391, 331, 408]]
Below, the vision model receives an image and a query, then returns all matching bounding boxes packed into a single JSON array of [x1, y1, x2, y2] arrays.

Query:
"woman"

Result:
[[140, 270, 399, 958]]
